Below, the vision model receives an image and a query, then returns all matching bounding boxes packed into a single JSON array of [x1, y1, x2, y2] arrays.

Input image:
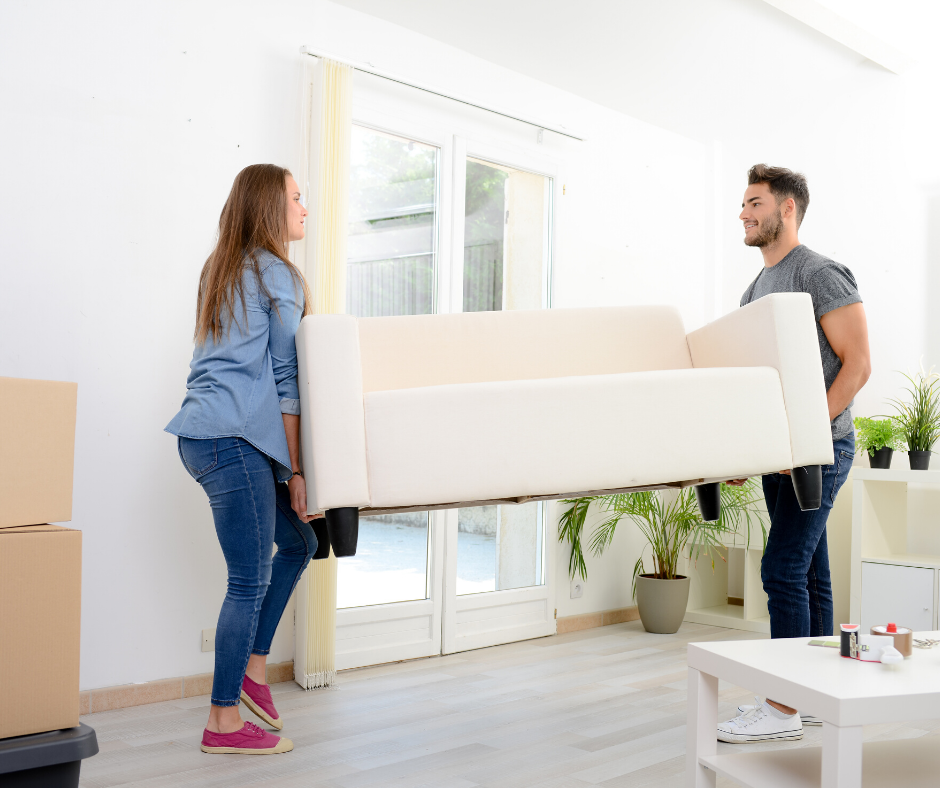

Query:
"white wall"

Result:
[[549, 8, 940, 621], [712, 66, 933, 423], [330, 0, 940, 417], [1, 0, 708, 690], [7, 1, 934, 688], [696, 3, 940, 422], [555, 21, 940, 622]]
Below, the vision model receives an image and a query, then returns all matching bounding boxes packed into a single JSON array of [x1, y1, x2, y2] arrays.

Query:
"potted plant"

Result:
[[889, 368, 940, 471], [853, 416, 904, 469], [558, 481, 767, 634]]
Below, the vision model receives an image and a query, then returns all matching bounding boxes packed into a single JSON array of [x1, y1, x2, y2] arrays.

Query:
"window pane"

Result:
[[463, 158, 551, 312], [347, 126, 438, 317], [456, 502, 545, 596], [463, 160, 507, 312], [337, 512, 430, 608], [456, 506, 496, 595], [458, 158, 551, 595], [340, 126, 438, 608]]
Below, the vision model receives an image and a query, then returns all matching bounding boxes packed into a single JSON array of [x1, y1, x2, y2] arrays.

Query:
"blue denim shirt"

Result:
[[165, 251, 305, 481]]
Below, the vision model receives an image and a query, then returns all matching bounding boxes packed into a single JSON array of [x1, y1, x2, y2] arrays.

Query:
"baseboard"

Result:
[[79, 609, 639, 713], [79, 660, 294, 715], [556, 606, 639, 634]]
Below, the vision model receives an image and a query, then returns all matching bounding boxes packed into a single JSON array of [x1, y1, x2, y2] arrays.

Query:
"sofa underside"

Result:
[[356, 478, 713, 517]]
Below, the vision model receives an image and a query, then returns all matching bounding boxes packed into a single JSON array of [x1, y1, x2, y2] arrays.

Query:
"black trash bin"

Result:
[[0, 724, 98, 788]]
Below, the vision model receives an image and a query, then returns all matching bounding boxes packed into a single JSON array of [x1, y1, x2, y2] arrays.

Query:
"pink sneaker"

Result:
[[200, 721, 292, 754], [241, 674, 283, 730]]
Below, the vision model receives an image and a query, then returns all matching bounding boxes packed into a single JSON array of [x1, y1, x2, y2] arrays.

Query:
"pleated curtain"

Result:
[[293, 56, 352, 689]]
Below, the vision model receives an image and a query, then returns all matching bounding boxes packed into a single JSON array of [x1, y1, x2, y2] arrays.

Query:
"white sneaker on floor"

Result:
[[737, 701, 821, 727], [717, 697, 803, 743]]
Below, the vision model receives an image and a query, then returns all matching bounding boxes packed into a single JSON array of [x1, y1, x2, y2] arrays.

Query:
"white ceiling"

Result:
[[328, 0, 930, 143]]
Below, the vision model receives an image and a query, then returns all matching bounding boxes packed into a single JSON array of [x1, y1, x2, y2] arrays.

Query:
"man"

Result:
[[716, 164, 871, 744]]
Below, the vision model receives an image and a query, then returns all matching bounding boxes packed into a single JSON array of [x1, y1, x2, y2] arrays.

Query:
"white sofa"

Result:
[[296, 293, 833, 532]]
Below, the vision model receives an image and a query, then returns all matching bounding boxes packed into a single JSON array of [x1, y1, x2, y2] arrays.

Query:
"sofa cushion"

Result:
[[363, 367, 792, 509], [357, 306, 693, 393]]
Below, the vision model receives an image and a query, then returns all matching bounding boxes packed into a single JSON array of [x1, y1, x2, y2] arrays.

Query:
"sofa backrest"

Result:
[[356, 306, 692, 393]]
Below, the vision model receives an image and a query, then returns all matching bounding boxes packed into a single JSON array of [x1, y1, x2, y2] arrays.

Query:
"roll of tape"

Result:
[[871, 624, 913, 658]]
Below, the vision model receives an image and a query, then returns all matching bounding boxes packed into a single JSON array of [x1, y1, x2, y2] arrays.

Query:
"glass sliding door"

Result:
[[334, 124, 444, 670], [457, 155, 552, 599], [328, 110, 557, 667], [443, 146, 556, 655], [339, 125, 439, 613]]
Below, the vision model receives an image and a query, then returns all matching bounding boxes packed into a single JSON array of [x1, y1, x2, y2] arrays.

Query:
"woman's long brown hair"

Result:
[[195, 164, 312, 345]]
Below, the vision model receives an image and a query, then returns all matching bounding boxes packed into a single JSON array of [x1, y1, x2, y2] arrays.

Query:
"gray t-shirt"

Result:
[[740, 245, 862, 441]]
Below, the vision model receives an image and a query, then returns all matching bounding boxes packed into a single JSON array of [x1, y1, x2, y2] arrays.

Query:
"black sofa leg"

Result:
[[325, 507, 360, 557], [694, 483, 721, 522], [311, 518, 331, 560], [791, 465, 822, 511]]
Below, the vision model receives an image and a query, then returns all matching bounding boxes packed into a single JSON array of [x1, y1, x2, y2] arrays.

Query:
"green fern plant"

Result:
[[853, 416, 904, 457], [558, 481, 768, 594]]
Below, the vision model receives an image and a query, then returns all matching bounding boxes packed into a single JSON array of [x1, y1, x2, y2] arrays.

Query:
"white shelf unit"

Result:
[[683, 524, 770, 634], [850, 467, 940, 632]]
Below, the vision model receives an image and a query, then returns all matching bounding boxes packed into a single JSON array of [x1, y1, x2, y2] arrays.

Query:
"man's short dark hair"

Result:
[[748, 164, 810, 227]]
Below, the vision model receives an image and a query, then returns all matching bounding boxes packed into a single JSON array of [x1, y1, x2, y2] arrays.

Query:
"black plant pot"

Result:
[[311, 518, 331, 560], [325, 507, 360, 557], [870, 447, 894, 470], [909, 450, 932, 471]]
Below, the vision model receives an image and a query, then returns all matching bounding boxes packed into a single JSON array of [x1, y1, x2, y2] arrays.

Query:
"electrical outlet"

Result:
[[570, 578, 584, 599], [201, 628, 216, 653]]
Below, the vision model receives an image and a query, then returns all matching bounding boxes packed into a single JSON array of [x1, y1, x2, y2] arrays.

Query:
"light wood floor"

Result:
[[78, 621, 940, 787]]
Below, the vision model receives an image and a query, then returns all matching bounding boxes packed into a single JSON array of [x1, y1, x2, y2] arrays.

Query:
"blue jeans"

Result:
[[760, 435, 854, 639], [178, 437, 316, 706]]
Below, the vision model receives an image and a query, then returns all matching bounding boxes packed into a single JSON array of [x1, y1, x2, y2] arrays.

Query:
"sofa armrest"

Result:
[[686, 293, 833, 468], [296, 315, 371, 513]]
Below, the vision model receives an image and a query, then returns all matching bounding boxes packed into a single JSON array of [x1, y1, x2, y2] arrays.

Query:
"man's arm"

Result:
[[728, 301, 869, 484], [819, 302, 871, 421]]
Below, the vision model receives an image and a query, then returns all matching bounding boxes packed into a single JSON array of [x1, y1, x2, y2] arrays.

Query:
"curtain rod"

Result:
[[300, 46, 584, 142]]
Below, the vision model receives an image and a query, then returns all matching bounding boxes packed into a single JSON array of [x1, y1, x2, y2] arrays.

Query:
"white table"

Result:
[[687, 632, 940, 787]]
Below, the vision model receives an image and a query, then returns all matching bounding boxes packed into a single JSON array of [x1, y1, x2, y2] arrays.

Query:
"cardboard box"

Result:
[[0, 377, 77, 528], [0, 525, 82, 739]]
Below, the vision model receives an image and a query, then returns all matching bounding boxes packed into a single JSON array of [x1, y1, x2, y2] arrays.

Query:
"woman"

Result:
[[166, 164, 316, 755]]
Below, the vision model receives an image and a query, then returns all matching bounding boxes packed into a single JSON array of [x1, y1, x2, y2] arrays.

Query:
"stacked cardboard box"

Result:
[[0, 377, 80, 740]]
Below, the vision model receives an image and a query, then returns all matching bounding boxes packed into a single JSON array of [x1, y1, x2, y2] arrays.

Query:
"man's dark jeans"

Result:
[[760, 434, 855, 639]]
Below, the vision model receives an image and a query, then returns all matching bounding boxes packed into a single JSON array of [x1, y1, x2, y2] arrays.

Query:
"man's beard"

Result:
[[744, 208, 783, 247]]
